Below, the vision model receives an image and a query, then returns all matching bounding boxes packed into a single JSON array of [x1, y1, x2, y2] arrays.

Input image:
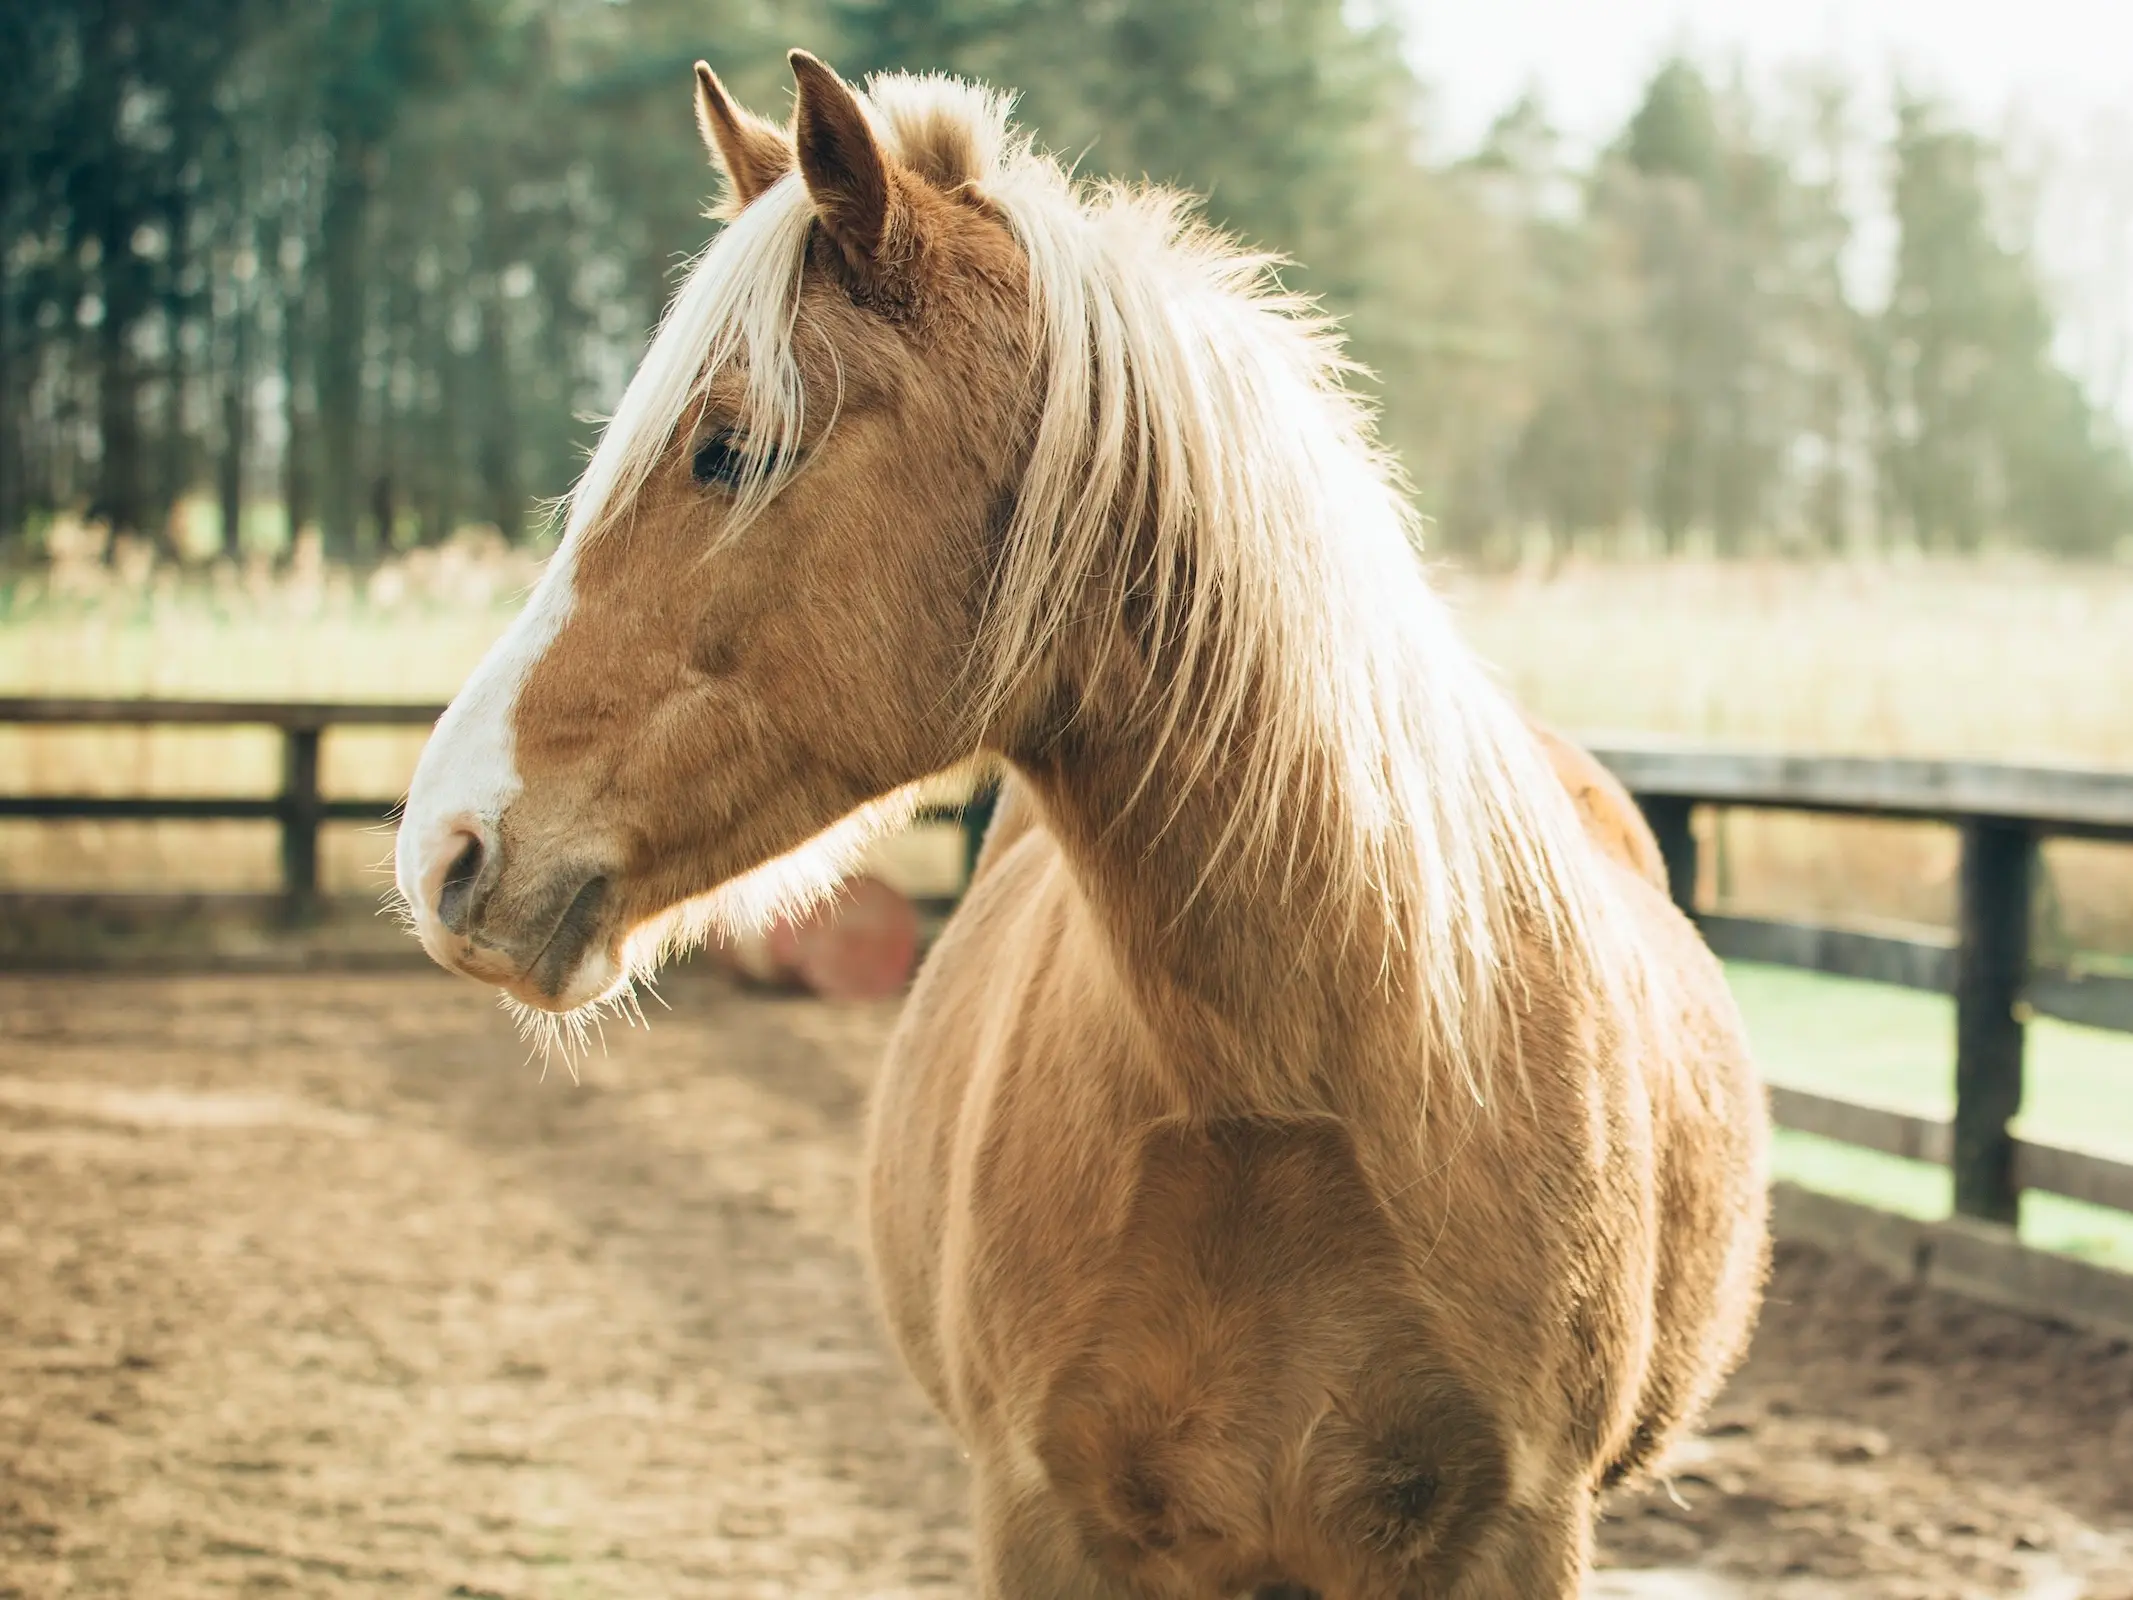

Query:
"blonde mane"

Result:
[[570, 73, 1639, 1098]]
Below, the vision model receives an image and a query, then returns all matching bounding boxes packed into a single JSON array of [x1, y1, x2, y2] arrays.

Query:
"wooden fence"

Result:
[[7, 699, 2133, 1331], [0, 696, 985, 906], [1602, 748, 2133, 1220], [0, 696, 437, 904], [1600, 744, 2133, 1337]]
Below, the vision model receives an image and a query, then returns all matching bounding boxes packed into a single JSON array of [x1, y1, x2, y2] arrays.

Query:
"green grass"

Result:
[[1727, 961, 2133, 1268]]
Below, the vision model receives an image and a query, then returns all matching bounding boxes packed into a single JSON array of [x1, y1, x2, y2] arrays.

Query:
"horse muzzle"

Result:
[[401, 815, 623, 1010]]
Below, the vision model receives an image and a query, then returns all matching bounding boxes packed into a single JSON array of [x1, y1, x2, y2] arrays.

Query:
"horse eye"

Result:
[[692, 431, 747, 488], [692, 429, 782, 491]]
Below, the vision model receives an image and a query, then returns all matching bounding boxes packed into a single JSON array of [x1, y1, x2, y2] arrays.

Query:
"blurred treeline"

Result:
[[4, 0, 2130, 565]]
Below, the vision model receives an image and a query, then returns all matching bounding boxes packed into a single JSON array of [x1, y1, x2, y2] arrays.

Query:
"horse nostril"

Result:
[[436, 832, 487, 933]]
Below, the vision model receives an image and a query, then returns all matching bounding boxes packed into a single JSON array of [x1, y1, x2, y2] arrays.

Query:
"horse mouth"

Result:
[[526, 873, 612, 1001]]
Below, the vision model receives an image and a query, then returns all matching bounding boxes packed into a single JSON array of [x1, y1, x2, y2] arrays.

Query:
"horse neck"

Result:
[[1002, 595, 1421, 1113]]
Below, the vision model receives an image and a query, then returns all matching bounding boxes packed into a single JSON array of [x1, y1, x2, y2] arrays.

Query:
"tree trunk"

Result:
[[156, 185, 193, 557], [94, 210, 149, 539], [219, 256, 252, 552], [425, 295, 461, 545], [77, 0, 148, 543], [0, 205, 17, 550], [475, 278, 521, 541], [0, 130, 22, 550], [281, 262, 313, 553], [317, 142, 369, 559], [370, 262, 416, 551]]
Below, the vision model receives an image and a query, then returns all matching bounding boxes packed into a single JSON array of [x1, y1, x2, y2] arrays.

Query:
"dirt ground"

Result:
[[2, 970, 2129, 1600]]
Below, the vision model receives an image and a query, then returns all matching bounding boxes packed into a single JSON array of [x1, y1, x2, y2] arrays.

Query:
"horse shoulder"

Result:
[[869, 818, 1155, 1426], [1528, 717, 1668, 894]]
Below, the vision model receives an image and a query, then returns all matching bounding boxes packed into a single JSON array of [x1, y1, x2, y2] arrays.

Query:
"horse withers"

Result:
[[393, 53, 1768, 1598]]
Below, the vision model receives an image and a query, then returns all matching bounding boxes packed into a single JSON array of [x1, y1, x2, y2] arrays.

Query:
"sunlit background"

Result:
[[4, 3, 2133, 1594]]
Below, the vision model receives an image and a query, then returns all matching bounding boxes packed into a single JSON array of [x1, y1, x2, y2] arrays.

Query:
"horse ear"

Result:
[[787, 50, 896, 278], [694, 61, 790, 209]]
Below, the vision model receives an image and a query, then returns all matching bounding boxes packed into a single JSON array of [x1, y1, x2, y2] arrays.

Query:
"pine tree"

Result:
[[3, 4, 2126, 564], [1878, 94, 2133, 553]]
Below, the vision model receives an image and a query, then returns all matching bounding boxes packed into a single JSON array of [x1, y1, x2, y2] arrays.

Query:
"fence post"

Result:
[[1952, 818, 2034, 1225], [280, 724, 323, 914], [1637, 795, 1699, 916]]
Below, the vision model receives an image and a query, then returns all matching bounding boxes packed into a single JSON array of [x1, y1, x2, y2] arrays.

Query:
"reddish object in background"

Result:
[[714, 875, 921, 1001]]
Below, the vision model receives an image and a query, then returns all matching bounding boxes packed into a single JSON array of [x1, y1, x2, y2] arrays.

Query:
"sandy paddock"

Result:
[[1, 971, 2129, 1599]]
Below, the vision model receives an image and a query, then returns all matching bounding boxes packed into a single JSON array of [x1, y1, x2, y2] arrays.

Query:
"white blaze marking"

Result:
[[394, 541, 578, 911]]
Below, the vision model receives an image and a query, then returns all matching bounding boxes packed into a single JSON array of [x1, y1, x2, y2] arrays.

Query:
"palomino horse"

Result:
[[395, 54, 1768, 1598]]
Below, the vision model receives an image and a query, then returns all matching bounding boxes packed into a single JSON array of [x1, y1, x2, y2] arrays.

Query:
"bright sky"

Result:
[[1403, 0, 2132, 155]]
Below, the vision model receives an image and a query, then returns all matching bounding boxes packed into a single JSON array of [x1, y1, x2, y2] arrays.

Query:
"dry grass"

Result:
[[4, 541, 2130, 952], [2, 523, 540, 898], [1443, 556, 2133, 956], [1444, 556, 2133, 766]]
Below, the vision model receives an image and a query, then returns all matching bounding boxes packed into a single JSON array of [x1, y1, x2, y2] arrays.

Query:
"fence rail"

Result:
[[6, 700, 2133, 1327], [0, 696, 979, 903], [1590, 740, 2133, 1235], [0, 696, 437, 903]]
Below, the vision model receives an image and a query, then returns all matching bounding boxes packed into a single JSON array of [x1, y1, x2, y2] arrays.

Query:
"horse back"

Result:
[[1528, 717, 1668, 894]]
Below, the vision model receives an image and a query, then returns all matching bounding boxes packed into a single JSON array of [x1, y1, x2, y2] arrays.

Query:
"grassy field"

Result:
[[5, 544, 2132, 1265], [1734, 962, 2133, 1268]]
